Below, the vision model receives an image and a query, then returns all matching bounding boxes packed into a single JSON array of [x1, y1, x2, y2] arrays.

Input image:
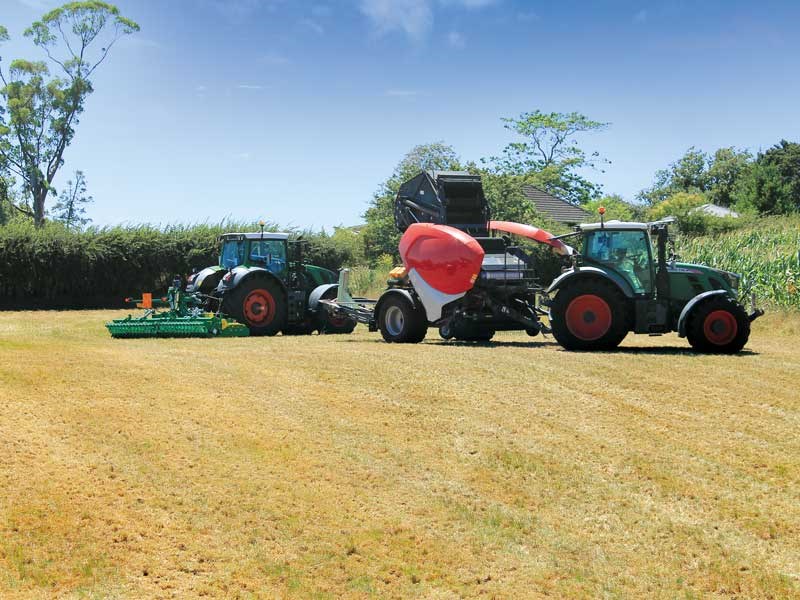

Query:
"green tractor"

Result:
[[546, 215, 763, 353], [187, 229, 356, 336]]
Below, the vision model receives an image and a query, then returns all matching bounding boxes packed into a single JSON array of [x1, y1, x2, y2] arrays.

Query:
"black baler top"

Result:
[[394, 170, 491, 236]]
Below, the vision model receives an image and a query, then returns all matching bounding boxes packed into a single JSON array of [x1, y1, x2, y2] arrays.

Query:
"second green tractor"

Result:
[[187, 231, 356, 336]]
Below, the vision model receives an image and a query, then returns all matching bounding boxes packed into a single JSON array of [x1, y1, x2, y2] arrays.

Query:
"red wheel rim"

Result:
[[703, 310, 738, 345], [565, 294, 612, 341], [243, 290, 275, 325]]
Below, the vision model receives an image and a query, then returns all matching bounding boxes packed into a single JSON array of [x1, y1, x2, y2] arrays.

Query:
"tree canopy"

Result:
[[488, 110, 609, 205], [0, 2, 139, 227]]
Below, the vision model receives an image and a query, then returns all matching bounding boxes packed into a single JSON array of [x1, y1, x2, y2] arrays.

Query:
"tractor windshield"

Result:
[[221, 240, 246, 269], [249, 239, 287, 275], [584, 230, 653, 294]]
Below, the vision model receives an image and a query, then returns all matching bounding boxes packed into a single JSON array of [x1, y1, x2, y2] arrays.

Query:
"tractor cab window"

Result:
[[585, 230, 653, 294], [221, 240, 246, 269], [249, 239, 287, 275]]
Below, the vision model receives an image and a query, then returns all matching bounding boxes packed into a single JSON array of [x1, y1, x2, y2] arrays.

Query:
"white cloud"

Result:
[[300, 18, 325, 34], [359, 0, 434, 41], [634, 9, 647, 23], [237, 84, 265, 90], [359, 0, 498, 42], [447, 30, 465, 48], [235, 152, 252, 161]]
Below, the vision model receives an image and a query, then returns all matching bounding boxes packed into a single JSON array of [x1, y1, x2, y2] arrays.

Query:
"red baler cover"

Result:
[[488, 220, 573, 256], [399, 223, 484, 295]]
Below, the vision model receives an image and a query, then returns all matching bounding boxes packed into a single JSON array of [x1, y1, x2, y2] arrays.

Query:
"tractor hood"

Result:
[[668, 262, 741, 295]]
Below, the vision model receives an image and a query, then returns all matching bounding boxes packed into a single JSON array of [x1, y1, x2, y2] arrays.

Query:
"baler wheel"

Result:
[[686, 296, 749, 354], [223, 277, 286, 336], [550, 279, 629, 351], [378, 295, 427, 343]]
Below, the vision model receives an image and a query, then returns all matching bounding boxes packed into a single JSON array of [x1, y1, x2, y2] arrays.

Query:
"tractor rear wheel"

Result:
[[316, 286, 357, 334], [550, 279, 629, 351], [223, 277, 286, 336], [378, 295, 427, 343], [686, 296, 749, 354]]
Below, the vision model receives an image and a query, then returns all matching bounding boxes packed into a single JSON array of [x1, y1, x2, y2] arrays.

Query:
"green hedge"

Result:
[[0, 221, 355, 309]]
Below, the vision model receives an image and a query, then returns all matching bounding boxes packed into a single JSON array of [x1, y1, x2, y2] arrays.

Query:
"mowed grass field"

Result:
[[1, 311, 799, 599]]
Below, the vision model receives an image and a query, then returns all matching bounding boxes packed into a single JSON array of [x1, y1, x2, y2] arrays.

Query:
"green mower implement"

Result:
[[106, 279, 249, 339]]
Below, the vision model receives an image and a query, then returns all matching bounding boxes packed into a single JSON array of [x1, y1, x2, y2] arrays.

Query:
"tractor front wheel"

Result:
[[550, 279, 629, 351], [378, 295, 427, 343], [686, 296, 749, 354], [223, 277, 286, 336]]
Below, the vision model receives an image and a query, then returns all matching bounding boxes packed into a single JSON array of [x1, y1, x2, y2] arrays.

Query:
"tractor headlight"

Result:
[[721, 270, 740, 292]]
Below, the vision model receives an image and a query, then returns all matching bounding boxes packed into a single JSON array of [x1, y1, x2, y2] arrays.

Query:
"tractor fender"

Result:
[[546, 267, 635, 298], [188, 266, 224, 294], [374, 288, 425, 322], [677, 290, 729, 338], [215, 266, 288, 298], [307, 283, 338, 311]]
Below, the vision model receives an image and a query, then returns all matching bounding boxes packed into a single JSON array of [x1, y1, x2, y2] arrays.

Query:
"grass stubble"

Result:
[[0, 310, 799, 598]]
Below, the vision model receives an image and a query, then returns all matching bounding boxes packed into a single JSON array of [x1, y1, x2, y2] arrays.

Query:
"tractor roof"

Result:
[[578, 217, 677, 232], [579, 220, 649, 231], [219, 232, 289, 241]]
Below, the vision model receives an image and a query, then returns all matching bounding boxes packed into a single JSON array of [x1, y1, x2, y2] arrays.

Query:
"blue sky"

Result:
[[2, 0, 799, 229]]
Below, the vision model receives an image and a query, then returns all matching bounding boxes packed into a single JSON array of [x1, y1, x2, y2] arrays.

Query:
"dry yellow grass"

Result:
[[1, 310, 799, 599]]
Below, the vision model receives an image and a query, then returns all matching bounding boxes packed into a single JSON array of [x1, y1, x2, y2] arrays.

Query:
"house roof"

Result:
[[690, 203, 740, 218], [521, 185, 590, 224]]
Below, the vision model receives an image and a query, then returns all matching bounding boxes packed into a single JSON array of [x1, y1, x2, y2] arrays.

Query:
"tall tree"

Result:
[[638, 146, 752, 207], [733, 140, 800, 215], [52, 169, 91, 229], [488, 110, 609, 205], [362, 142, 461, 261], [0, 2, 139, 227]]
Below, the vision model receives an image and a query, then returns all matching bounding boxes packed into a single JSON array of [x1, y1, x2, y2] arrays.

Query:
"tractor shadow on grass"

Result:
[[589, 346, 760, 357]]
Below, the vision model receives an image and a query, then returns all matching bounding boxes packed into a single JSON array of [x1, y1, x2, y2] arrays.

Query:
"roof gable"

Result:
[[521, 185, 590, 224]]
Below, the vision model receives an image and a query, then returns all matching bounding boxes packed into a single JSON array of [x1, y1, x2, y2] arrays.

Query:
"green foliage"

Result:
[[638, 146, 752, 207], [678, 215, 800, 309], [0, 2, 139, 227], [583, 194, 641, 222], [51, 169, 91, 229], [0, 220, 354, 308], [647, 191, 742, 236], [488, 110, 608, 205], [732, 140, 800, 215], [361, 142, 461, 263]]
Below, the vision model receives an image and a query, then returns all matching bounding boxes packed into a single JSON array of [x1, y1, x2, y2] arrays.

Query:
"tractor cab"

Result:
[[578, 221, 658, 296], [219, 232, 288, 276]]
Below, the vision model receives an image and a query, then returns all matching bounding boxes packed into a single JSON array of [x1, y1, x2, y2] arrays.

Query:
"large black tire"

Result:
[[550, 279, 630, 351], [378, 294, 427, 343], [686, 295, 750, 354], [316, 287, 356, 335], [222, 277, 286, 336]]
